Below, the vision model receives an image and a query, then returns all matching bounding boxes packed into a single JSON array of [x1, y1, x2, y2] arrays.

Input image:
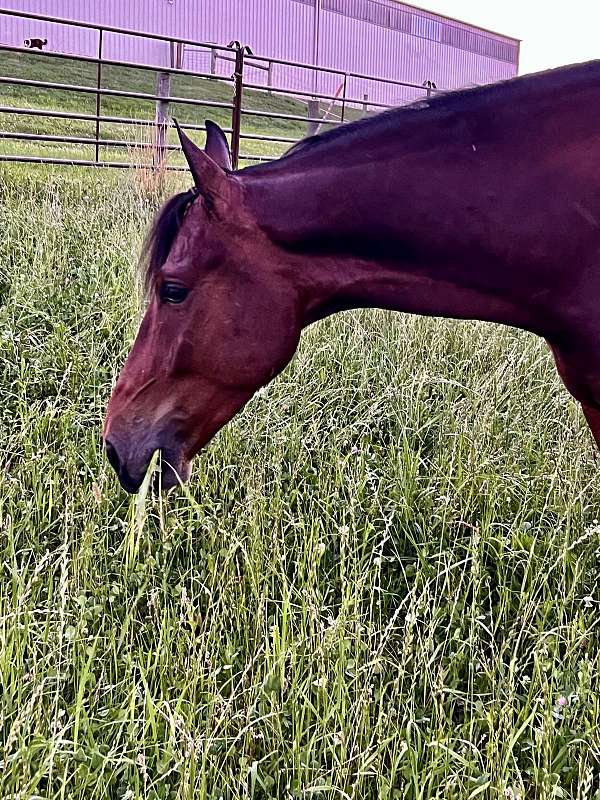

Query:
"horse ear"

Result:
[[204, 120, 232, 171], [174, 119, 228, 197]]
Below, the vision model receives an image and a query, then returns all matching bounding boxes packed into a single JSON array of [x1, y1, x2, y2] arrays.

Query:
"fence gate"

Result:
[[0, 7, 435, 171]]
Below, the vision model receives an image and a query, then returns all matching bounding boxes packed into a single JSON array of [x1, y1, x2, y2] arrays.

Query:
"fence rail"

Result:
[[0, 6, 437, 171]]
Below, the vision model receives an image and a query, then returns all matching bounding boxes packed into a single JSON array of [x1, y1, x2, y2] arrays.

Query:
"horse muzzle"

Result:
[[103, 434, 191, 493]]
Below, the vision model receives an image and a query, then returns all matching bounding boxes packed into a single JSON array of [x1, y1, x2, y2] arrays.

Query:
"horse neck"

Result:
[[240, 70, 600, 334]]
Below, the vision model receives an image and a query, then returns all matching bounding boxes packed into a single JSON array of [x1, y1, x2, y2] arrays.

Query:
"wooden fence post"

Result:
[[307, 99, 320, 135], [154, 70, 171, 168]]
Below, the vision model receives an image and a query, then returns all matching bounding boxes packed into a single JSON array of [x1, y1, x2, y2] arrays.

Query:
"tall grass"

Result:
[[1, 165, 599, 800]]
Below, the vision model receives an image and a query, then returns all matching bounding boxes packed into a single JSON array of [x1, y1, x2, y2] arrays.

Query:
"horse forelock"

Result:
[[140, 189, 198, 292]]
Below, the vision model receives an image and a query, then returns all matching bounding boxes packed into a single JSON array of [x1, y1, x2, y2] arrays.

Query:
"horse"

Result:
[[103, 61, 600, 493]]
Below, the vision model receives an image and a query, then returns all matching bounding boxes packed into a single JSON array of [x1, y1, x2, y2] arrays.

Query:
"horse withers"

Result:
[[103, 63, 600, 492]]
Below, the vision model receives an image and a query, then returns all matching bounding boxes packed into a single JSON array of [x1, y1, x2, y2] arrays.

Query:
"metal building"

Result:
[[1, 0, 519, 105]]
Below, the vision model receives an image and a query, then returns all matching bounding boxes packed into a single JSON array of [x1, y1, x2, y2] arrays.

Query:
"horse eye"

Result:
[[160, 283, 189, 304]]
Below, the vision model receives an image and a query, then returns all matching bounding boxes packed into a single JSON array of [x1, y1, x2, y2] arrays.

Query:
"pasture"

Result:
[[1, 64, 600, 800], [0, 50, 346, 164]]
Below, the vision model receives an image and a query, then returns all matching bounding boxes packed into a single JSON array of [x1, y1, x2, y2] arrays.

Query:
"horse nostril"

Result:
[[104, 439, 121, 473]]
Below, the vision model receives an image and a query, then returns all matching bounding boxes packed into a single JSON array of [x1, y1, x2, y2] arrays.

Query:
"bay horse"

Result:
[[104, 61, 600, 493]]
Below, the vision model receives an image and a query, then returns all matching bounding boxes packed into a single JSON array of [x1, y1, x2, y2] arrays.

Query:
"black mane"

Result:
[[141, 189, 197, 290], [247, 59, 600, 166]]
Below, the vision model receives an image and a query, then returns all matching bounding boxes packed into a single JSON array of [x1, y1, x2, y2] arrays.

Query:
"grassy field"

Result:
[[1, 64, 600, 798], [0, 50, 350, 165]]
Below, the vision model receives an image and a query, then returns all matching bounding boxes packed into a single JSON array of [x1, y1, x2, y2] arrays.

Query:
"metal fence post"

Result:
[[154, 69, 170, 168], [340, 73, 347, 122], [423, 79, 436, 98], [95, 28, 103, 163], [230, 43, 245, 170], [362, 93, 369, 114]]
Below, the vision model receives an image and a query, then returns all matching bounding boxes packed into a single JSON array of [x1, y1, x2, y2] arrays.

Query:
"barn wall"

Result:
[[0, 0, 519, 104]]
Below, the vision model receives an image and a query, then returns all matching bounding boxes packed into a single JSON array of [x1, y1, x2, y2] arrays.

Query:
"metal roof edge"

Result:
[[389, 0, 522, 43]]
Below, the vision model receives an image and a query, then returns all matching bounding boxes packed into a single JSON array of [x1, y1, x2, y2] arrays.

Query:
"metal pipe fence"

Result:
[[0, 6, 436, 171]]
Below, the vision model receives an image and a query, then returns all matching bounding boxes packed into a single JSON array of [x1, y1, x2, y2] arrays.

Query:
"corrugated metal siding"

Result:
[[188, 0, 315, 91], [315, 10, 515, 107], [1, 0, 518, 101], [0, 0, 169, 64], [1, 14, 98, 58]]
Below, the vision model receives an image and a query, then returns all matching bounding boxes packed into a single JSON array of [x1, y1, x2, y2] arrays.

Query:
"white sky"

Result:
[[413, 0, 599, 74]]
